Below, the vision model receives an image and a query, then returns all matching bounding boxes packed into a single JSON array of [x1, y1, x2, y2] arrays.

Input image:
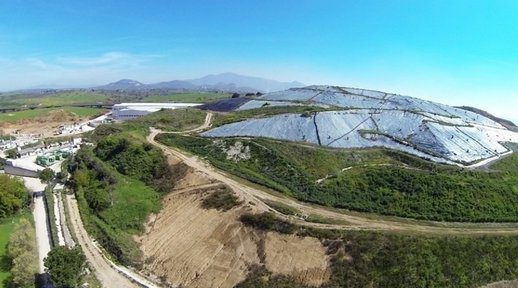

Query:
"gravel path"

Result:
[[22, 177, 51, 273], [64, 194, 138, 288]]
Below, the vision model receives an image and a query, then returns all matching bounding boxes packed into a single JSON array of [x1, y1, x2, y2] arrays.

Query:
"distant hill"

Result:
[[94, 79, 145, 90], [188, 72, 304, 93], [92, 73, 304, 93]]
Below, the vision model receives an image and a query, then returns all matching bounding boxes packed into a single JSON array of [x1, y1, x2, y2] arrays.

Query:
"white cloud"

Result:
[[57, 52, 141, 66], [0, 52, 160, 90]]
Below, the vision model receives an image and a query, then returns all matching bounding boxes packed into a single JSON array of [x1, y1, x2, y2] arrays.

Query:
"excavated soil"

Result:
[[0, 109, 87, 136], [137, 168, 331, 288]]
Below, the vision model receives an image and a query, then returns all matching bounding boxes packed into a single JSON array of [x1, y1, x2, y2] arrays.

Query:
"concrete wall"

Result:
[[4, 164, 40, 178]]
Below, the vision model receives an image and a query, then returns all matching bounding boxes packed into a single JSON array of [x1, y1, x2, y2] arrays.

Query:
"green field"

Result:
[[156, 134, 518, 222], [0, 107, 106, 122], [143, 92, 230, 103], [0, 213, 30, 287], [0, 91, 110, 107]]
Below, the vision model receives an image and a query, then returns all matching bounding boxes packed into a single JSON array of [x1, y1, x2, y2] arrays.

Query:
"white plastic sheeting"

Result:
[[203, 86, 518, 165]]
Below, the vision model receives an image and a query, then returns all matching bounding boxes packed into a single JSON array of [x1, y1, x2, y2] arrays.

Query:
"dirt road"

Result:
[[23, 177, 51, 273], [65, 194, 138, 288], [148, 120, 518, 236]]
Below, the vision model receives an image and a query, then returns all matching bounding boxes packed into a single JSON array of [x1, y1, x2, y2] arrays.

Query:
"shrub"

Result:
[[201, 186, 242, 211], [239, 213, 296, 234], [0, 175, 28, 219], [39, 168, 55, 183], [7, 218, 37, 288], [44, 246, 86, 288]]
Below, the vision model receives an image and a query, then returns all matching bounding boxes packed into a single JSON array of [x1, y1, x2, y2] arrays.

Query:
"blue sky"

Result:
[[0, 0, 517, 122]]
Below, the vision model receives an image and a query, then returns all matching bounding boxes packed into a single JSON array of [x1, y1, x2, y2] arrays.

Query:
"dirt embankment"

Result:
[[0, 109, 87, 136], [136, 168, 331, 288]]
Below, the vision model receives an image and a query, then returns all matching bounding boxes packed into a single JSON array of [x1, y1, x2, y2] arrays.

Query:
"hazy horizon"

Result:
[[1, 0, 517, 123]]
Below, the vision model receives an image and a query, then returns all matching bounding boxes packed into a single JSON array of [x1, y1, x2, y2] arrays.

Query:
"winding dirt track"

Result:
[[148, 112, 518, 236], [65, 194, 138, 288]]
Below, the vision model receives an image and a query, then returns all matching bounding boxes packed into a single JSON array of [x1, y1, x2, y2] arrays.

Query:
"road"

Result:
[[147, 114, 518, 236], [22, 177, 51, 274], [65, 194, 138, 288]]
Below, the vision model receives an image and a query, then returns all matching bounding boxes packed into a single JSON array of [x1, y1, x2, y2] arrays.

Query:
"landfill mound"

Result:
[[202, 86, 518, 165]]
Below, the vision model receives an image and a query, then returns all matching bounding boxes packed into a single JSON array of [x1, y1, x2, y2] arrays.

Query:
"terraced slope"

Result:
[[202, 86, 518, 165]]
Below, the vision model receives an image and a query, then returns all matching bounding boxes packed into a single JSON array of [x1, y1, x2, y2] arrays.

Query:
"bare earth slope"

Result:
[[136, 168, 330, 288]]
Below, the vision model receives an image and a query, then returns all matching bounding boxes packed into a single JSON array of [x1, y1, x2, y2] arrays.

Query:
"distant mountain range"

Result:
[[93, 72, 305, 93]]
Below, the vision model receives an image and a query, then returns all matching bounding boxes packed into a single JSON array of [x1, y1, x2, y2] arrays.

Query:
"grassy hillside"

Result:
[[0, 107, 106, 122], [70, 147, 162, 265], [0, 90, 229, 108], [143, 92, 230, 103], [69, 111, 198, 265], [89, 108, 207, 144], [156, 134, 518, 222], [0, 91, 110, 107], [237, 212, 518, 288]]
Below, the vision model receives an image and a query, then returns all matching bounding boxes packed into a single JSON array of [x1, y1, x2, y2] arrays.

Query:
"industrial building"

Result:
[[111, 103, 200, 120]]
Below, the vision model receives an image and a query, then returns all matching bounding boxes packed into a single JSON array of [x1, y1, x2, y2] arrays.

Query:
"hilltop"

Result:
[[201, 85, 518, 166], [85, 73, 304, 93]]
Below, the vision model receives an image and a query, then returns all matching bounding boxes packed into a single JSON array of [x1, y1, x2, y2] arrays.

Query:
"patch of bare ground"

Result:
[[136, 181, 330, 288], [482, 281, 518, 288], [264, 232, 331, 286], [0, 110, 87, 136]]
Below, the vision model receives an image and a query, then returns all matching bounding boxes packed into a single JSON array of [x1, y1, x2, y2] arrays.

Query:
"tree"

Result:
[[5, 148, 17, 159], [39, 168, 55, 183], [8, 218, 38, 288], [56, 171, 67, 184], [0, 175, 28, 218], [44, 246, 86, 288]]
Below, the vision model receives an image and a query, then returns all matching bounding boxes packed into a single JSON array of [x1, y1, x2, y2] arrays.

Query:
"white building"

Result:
[[111, 103, 201, 121]]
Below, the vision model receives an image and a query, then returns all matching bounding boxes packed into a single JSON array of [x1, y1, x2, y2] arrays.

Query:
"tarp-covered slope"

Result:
[[202, 86, 518, 165]]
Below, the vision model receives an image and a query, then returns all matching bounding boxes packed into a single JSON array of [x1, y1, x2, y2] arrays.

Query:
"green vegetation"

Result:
[[39, 168, 55, 183], [43, 185, 59, 248], [0, 91, 109, 107], [263, 200, 300, 216], [19, 91, 108, 106], [0, 107, 106, 122], [236, 265, 307, 288], [69, 148, 161, 265], [201, 186, 242, 211], [6, 218, 37, 288], [238, 212, 518, 288], [239, 212, 297, 234], [0, 175, 28, 219], [157, 134, 518, 222], [143, 92, 230, 103], [212, 105, 336, 127], [94, 136, 176, 193], [118, 108, 207, 139], [0, 213, 32, 288], [70, 111, 193, 265], [0, 135, 14, 141], [44, 246, 86, 288]]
